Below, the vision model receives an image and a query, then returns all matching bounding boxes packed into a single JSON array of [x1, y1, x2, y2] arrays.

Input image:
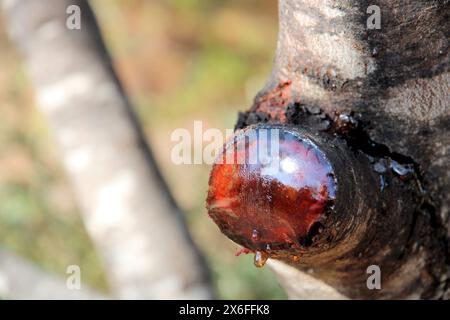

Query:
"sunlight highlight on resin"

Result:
[[207, 126, 337, 265]]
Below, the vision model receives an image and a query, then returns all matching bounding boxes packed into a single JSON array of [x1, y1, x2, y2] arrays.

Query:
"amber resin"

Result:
[[207, 126, 337, 257]]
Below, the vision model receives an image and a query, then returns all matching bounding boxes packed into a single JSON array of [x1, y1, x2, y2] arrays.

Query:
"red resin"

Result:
[[235, 248, 252, 256], [207, 127, 336, 252]]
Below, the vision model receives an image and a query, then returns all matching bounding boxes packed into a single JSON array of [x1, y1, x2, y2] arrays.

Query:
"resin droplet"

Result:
[[235, 247, 251, 256], [373, 159, 387, 173], [254, 250, 269, 268], [207, 125, 336, 252], [390, 160, 414, 177]]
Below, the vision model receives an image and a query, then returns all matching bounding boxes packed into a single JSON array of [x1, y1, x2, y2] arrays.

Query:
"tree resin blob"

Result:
[[254, 250, 269, 268], [207, 125, 337, 257]]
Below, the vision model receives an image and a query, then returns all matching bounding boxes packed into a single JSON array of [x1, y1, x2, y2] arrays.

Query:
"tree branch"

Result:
[[208, 0, 450, 299]]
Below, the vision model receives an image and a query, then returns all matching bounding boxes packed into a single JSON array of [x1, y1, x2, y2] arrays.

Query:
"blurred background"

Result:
[[0, 0, 287, 298]]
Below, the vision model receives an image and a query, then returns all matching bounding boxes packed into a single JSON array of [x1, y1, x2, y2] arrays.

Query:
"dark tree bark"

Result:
[[208, 0, 450, 299]]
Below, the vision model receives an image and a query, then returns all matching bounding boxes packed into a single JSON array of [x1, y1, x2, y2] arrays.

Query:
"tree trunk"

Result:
[[0, 248, 105, 299], [208, 0, 449, 299], [2, 0, 213, 299]]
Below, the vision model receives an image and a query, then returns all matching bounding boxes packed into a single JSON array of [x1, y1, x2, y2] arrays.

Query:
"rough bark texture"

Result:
[[2, 0, 213, 299], [235, 0, 449, 299]]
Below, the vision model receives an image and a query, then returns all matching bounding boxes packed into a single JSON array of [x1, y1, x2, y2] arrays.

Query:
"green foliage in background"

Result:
[[0, 0, 286, 299]]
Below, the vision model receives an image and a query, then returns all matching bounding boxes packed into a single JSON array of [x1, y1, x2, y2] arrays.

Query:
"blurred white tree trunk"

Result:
[[268, 261, 346, 299], [0, 248, 105, 299], [1, 0, 213, 299]]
